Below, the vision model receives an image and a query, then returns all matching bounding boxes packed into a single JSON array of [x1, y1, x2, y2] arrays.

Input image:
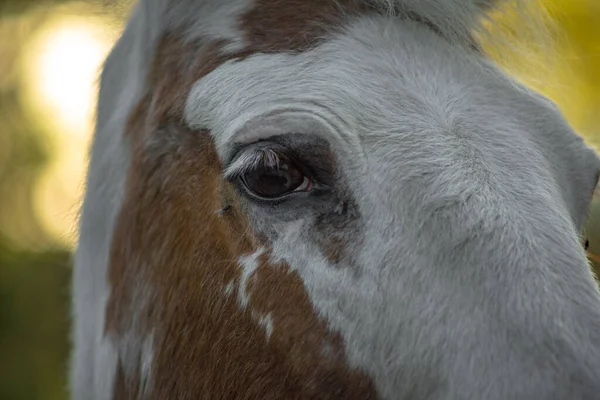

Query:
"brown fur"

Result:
[[104, 1, 489, 397], [314, 204, 362, 266], [320, 234, 348, 265], [105, 33, 378, 399], [237, 0, 481, 54], [237, 0, 372, 53]]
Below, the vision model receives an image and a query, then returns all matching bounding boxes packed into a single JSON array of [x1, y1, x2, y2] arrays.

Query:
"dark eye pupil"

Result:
[[242, 158, 304, 198]]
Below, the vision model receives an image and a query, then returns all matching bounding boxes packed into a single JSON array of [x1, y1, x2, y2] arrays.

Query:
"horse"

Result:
[[71, 0, 600, 398]]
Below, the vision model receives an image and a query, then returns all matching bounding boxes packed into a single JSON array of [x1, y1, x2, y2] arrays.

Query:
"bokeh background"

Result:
[[0, 1, 599, 399]]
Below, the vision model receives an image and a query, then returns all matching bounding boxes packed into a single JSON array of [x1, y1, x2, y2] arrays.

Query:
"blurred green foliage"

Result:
[[0, 2, 117, 399], [0, 1, 599, 400], [0, 242, 70, 400]]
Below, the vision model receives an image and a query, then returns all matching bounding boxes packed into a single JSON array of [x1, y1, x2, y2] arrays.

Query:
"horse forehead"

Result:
[[179, 19, 591, 228], [182, 16, 479, 153], [180, 16, 564, 175]]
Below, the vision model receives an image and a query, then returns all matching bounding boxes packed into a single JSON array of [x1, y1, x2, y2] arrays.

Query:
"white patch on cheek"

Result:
[[267, 227, 382, 378], [276, 219, 306, 243], [237, 247, 265, 308], [235, 248, 277, 341], [257, 312, 274, 340], [224, 280, 234, 296]]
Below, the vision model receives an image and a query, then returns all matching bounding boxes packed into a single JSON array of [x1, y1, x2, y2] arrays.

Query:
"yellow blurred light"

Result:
[[20, 13, 115, 248]]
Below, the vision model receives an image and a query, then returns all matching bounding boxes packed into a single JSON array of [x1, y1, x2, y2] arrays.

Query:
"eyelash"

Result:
[[226, 145, 318, 203], [224, 147, 282, 181]]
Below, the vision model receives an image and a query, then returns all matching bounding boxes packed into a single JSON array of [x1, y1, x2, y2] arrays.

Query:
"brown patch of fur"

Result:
[[112, 363, 141, 400], [321, 234, 348, 265], [238, 0, 371, 53], [237, 0, 482, 54], [105, 35, 379, 399], [313, 198, 363, 266], [314, 214, 353, 266]]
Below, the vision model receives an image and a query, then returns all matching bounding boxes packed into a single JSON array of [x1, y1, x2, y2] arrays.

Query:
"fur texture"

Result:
[[73, 0, 600, 399]]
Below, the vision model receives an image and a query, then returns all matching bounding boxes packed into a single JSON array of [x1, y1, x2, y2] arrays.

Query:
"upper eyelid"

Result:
[[224, 146, 283, 180], [224, 133, 336, 186]]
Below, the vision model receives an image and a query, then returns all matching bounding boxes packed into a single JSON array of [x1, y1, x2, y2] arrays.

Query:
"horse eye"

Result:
[[241, 154, 310, 199]]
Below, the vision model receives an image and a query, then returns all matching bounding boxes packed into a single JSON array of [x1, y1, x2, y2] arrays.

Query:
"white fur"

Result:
[[237, 248, 265, 308], [71, 3, 152, 398], [185, 11, 600, 400], [368, 0, 496, 41], [224, 280, 235, 296], [258, 313, 274, 340], [225, 148, 282, 180], [75, 0, 600, 399], [236, 248, 275, 340], [139, 332, 154, 395]]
